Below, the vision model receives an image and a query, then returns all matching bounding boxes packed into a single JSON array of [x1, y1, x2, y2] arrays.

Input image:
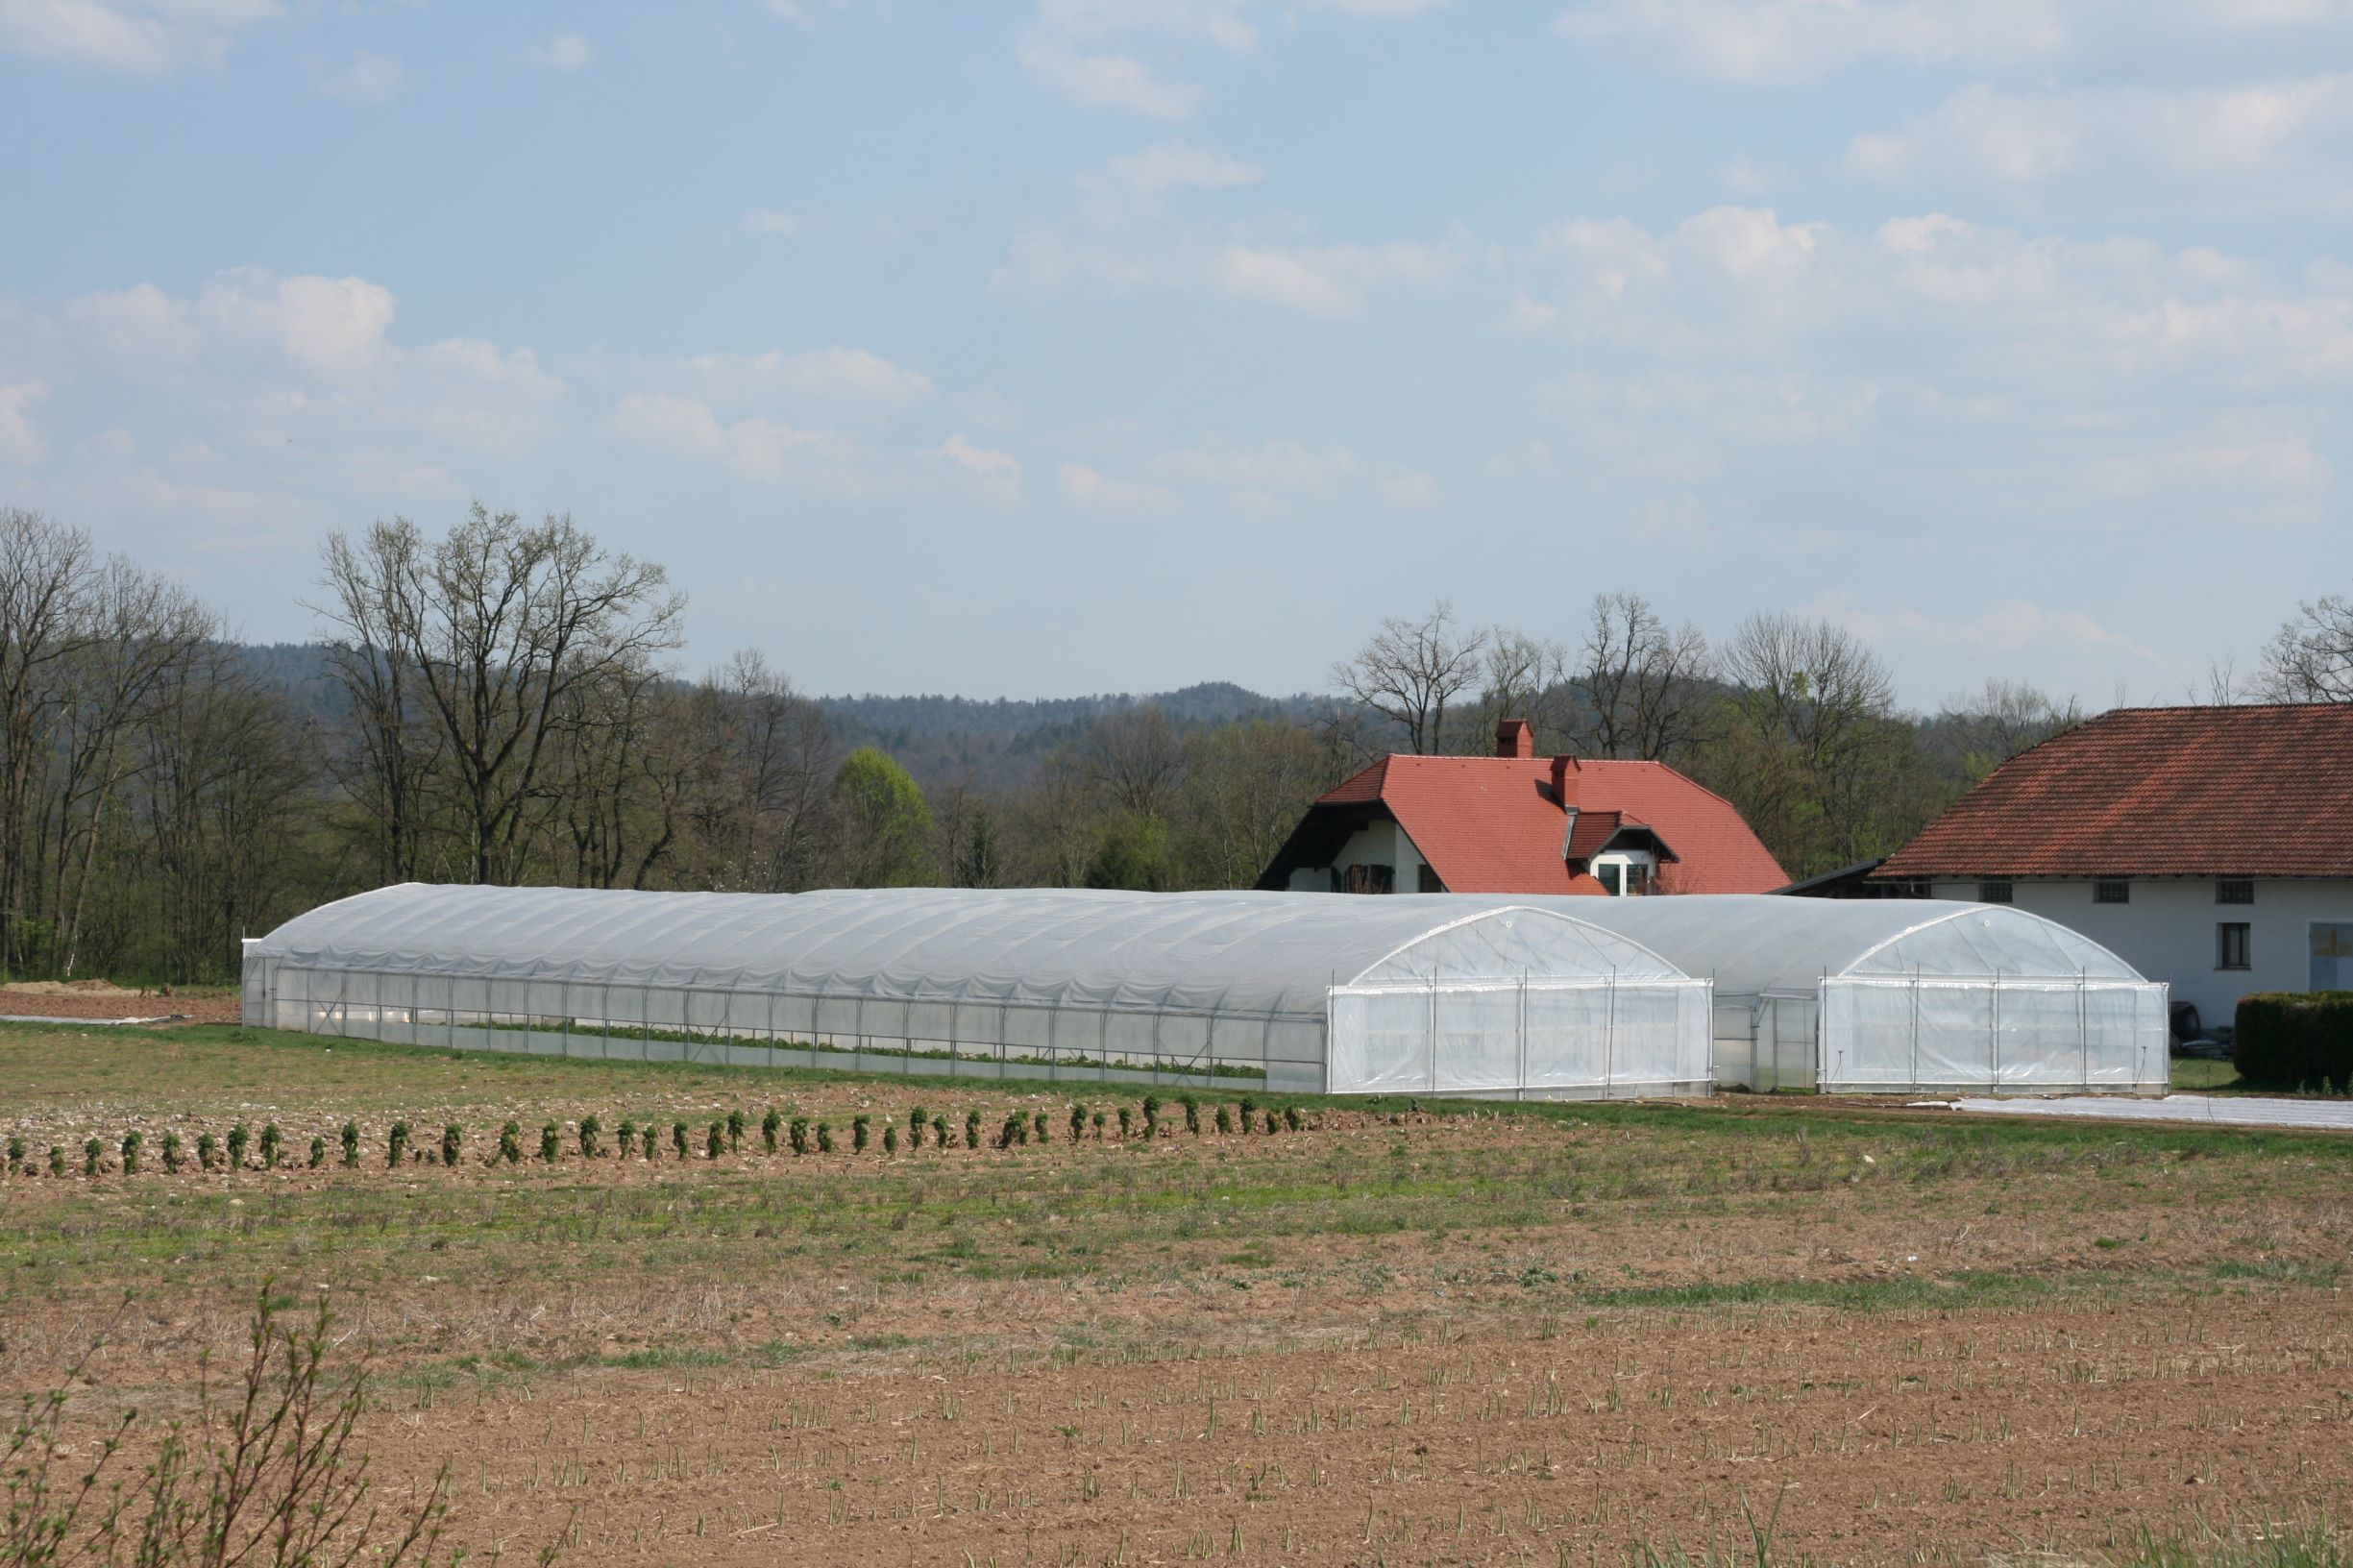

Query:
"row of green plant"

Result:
[[475, 1017, 1270, 1081], [1, 1093, 1316, 1177]]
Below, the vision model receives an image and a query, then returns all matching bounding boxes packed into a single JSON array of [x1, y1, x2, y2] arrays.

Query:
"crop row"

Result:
[[3, 1093, 1317, 1178]]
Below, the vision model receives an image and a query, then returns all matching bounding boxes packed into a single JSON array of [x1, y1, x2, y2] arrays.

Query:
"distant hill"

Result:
[[223, 643, 1322, 794]]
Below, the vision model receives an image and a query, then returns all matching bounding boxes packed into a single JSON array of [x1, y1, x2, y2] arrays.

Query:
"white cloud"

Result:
[[0, 381, 47, 464], [1554, 0, 2068, 84], [1210, 239, 1461, 316], [65, 282, 196, 360], [1380, 468, 1439, 508], [1017, 37, 1200, 117], [936, 432, 1023, 502], [606, 392, 866, 491], [1095, 141, 1262, 195], [523, 31, 593, 71], [742, 209, 805, 235], [675, 347, 935, 408], [1716, 154, 1779, 195], [1806, 591, 2169, 669], [1148, 439, 1355, 489], [1057, 460, 1180, 514], [0, 0, 278, 76], [1847, 75, 2353, 211], [184, 267, 398, 374], [315, 50, 403, 104]]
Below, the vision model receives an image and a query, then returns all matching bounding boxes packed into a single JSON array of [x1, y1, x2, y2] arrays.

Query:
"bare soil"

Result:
[[0, 980, 238, 1022]]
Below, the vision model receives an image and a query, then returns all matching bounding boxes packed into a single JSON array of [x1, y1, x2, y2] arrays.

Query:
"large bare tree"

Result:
[[1576, 591, 1718, 761], [2259, 594, 2353, 702], [1330, 601, 1489, 755]]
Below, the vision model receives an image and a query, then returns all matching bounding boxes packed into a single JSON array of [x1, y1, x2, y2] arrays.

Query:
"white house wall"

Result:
[[1287, 820, 1435, 894], [1928, 878, 2353, 1028]]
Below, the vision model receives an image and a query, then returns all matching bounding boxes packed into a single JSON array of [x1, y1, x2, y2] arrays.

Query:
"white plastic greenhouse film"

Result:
[[1821, 977, 2169, 1091], [1325, 979, 1709, 1097]]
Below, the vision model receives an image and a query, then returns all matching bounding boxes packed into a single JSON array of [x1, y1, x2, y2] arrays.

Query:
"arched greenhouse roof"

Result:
[[250, 884, 1691, 1022], [1449, 894, 2147, 997]]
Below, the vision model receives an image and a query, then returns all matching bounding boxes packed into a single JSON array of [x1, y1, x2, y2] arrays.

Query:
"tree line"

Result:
[[4, 502, 2344, 985]]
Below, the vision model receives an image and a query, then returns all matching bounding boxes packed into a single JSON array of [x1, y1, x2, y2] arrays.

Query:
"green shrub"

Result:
[[441, 1124, 462, 1166], [726, 1109, 746, 1153], [1091, 1110, 1106, 1139], [761, 1107, 780, 1154], [1262, 1107, 1278, 1136], [48, 1146, 64, 1177], [1069, 1103, 1087, 1140], [1141, 1095, 1161, 1138], [1238, 1097, 1256, 1130], [259, 1123, 282, 1169], [700, 1121, 720, 1160], [386, 1121, 409, 1167], [789, 1116, 810, 1156], [339, 1121, 359, 1168], [1032, 1111, 1048, 1143], [228, 1123, 251, 1169], [672, 1121, 689, 1161], [160, 1131, 183, 1174], [931, 1114, 947, 1147], [307, 1135, 325, 1169], [197, 1131, 219, 1170], [2235, 991, 2353, 1091], [1181, 1094, 1200, 1135], [119, 1130, 142, 1175], [1284, 1106, 1302, 1133], [997, 1113, 1021, 1149], [499, 1120, 522, 1164], [539, 1123, 559, 1164], [83, 1138, 102, 1177], [964, 1111, 981, 1150], [907, 1106, 927, 1148], [618, 1118, 638, 1159], [578, 1115, 601, 1159], [883, 1124, 898, 1156], [852, 1115, 870, 1154], [6, 1134, 23, 1173], [817, 1122, 835, 1155], [1116, 1107, 1133, 1139], [1215, 1105, 1232, 1135], [641, 1115, 657, 1160]]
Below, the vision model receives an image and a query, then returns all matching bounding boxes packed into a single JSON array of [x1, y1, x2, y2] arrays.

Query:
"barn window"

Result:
[[2217, 879, 2254, 905], [2094, 880, 2129, 904], [1977, 880, 2013, 904]]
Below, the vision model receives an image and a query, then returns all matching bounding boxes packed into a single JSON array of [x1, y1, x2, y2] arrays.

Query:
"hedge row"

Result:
[[2233, 991, 2353, 1091]]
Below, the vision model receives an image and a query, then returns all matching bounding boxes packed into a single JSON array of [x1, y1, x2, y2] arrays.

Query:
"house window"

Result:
[[1416, 865, 1444, 894], [1978, 880, 2013, 904], [2217, 879, 2254, 905], [1336, 864, 1394, 894], [1597, 863, 1624, 896], [2094, 880, 2129, 904], [1623, 862, 1652, 896], [2218, 922, 2251, 971]]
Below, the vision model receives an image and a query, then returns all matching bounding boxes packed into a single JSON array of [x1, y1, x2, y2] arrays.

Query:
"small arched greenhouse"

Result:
[[241, 884, 1713, 1098], [1483, 894, 2169, 1093]]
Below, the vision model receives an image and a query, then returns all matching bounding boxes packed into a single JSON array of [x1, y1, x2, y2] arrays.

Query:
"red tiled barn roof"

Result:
[[1877, 702, 2353, 880], [1309, 755, 1787, 895]]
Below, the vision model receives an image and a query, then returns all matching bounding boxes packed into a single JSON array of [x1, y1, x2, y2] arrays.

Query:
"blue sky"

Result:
[[2, 0, 2348, 709]]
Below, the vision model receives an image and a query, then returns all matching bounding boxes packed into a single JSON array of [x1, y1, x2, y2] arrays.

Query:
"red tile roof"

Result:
[[1877, 702, 2353, 880], [1311, 755, 1787, 895]]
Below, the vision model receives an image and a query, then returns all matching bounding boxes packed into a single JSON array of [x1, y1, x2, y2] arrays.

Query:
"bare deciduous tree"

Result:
[[1576, 592, 1717, 761], [1078, 705, 1188, 817], [1330, 601, 1489, 755], [2258, 595, 2353, 702]]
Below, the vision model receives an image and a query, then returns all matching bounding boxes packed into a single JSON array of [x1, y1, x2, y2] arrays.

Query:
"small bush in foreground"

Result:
[[617, 1118, 638, 1159], [498, 1120, 522, 1164], [1069, 1103, 1087, 1140], [1033, 1111, 1048, 1143], [852, 1115, 870, 1155], [726, 1109, 745, 1153], [672, 1120, 688, 1161], [931, 1114, 946, 1147], [196, 1131, 218, 1171], [761, 1107, 780, 1154], [883, 1124, 898, 1155], [160, 1131, 183, 1174], [1284, 1106, 1303, 1133], [386, 1121, 409, 1167], [964, 1111, 981, 1150], [47, 1146, 63, 1178], [118, 1131, 141, 1176], [1182, 1094, 1200, 1134], [577, 1114, 601, 1160], [307, 1135, 325, 1169], [907, 1106, 926, 1148], [441, 1124, 462, 1167], [1091, 1110, 1106, 1139], [259, 1122, 282, 1169], [816, 1122, 835, 1155], [705, 1121, 723, 1160], [5, 1135, 22, 1174], [339, 1120, 359, 1167], [82, 1139, 101, 1177], [1215, 1104, 1232, 1135], [1141, 1095, 1161, 1138], [539, 1123, 559, 1163], [228, 1123, 251, 1170], [1116, 1106, 1132, 1139], [789, 1116, 810, 1156]]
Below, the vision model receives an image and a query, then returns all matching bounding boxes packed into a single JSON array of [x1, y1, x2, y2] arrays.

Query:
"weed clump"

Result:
[[930, 1114, 946, 1147], [1284, 1106, 1303, 1133], [197, 1131, 219, 1171], [789, 1116, 810, 1156], [883, 1124, 898, 1156], [539, 1123, 559, 1164], [499, 1120, 522, 1164], [672, 1121, 688, 1161], [161, 1131, 183, 1174], [260, 1123, 282, 1169], [6, 1135, 22, 1174], [441, 1124, 462, 1166], [1142, 1095, 1161, 1138], [577, 1115, 601, 1159], [1033, 1111, 1049, 1143], [640, 1115, 657, 1160], [1069, 1103, 1087, 1140], [726, 1109, 745, 1153], [964, 1111, 981, 1150], [83, 1138, 102, 1177], [817, 1122, 835, 1155], [47, 1145, 64, 1177], [907, 1106, 926, 1149], [307, 1136, 325, 1169], [617, 1118, 638, 1160], [1091, 1110, 1106, 1139], [852, 1115, 870, 1155], [1116, 1106, 1133, 1140], [340, 1121, 359, 1168], [119, 1130, 142, 1176], [228, 1123, 251, 1170], [997, 1113, 1022, 1149], [386, 1121, 409, 1167], [1215, 1105, 1233, 1135], [761, 1107, 780, 1154], [706, 1122, 723, 1160], [1238, 1097, 1256, 1132]]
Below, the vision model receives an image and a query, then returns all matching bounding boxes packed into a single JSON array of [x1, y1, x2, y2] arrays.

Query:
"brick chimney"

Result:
[[1495, 718, 1534, 759], [1550, 751, 1580, 808]]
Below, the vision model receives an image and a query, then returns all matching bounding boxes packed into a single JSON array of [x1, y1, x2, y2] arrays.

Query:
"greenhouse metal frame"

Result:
[[1456, 894, 2170, 1094], [242, 884, 1714, 1099]]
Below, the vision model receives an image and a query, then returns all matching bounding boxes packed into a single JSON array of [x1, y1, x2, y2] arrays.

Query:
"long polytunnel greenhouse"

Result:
[[241, 884, 1714, 1098], [1465, 894, 2170, 1094]]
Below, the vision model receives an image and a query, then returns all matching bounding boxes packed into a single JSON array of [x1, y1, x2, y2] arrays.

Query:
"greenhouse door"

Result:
[[1325, 979, 1707, 1097], [1756, 997, 1816, 1093]]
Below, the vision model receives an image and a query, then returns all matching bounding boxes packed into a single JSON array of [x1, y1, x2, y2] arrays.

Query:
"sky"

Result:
[[1, 0, 2349, 712]]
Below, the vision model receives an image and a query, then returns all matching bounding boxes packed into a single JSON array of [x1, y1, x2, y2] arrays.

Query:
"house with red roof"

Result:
[[1874, 702, 2353, 1031], [1256, 720, 1787, 897]]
